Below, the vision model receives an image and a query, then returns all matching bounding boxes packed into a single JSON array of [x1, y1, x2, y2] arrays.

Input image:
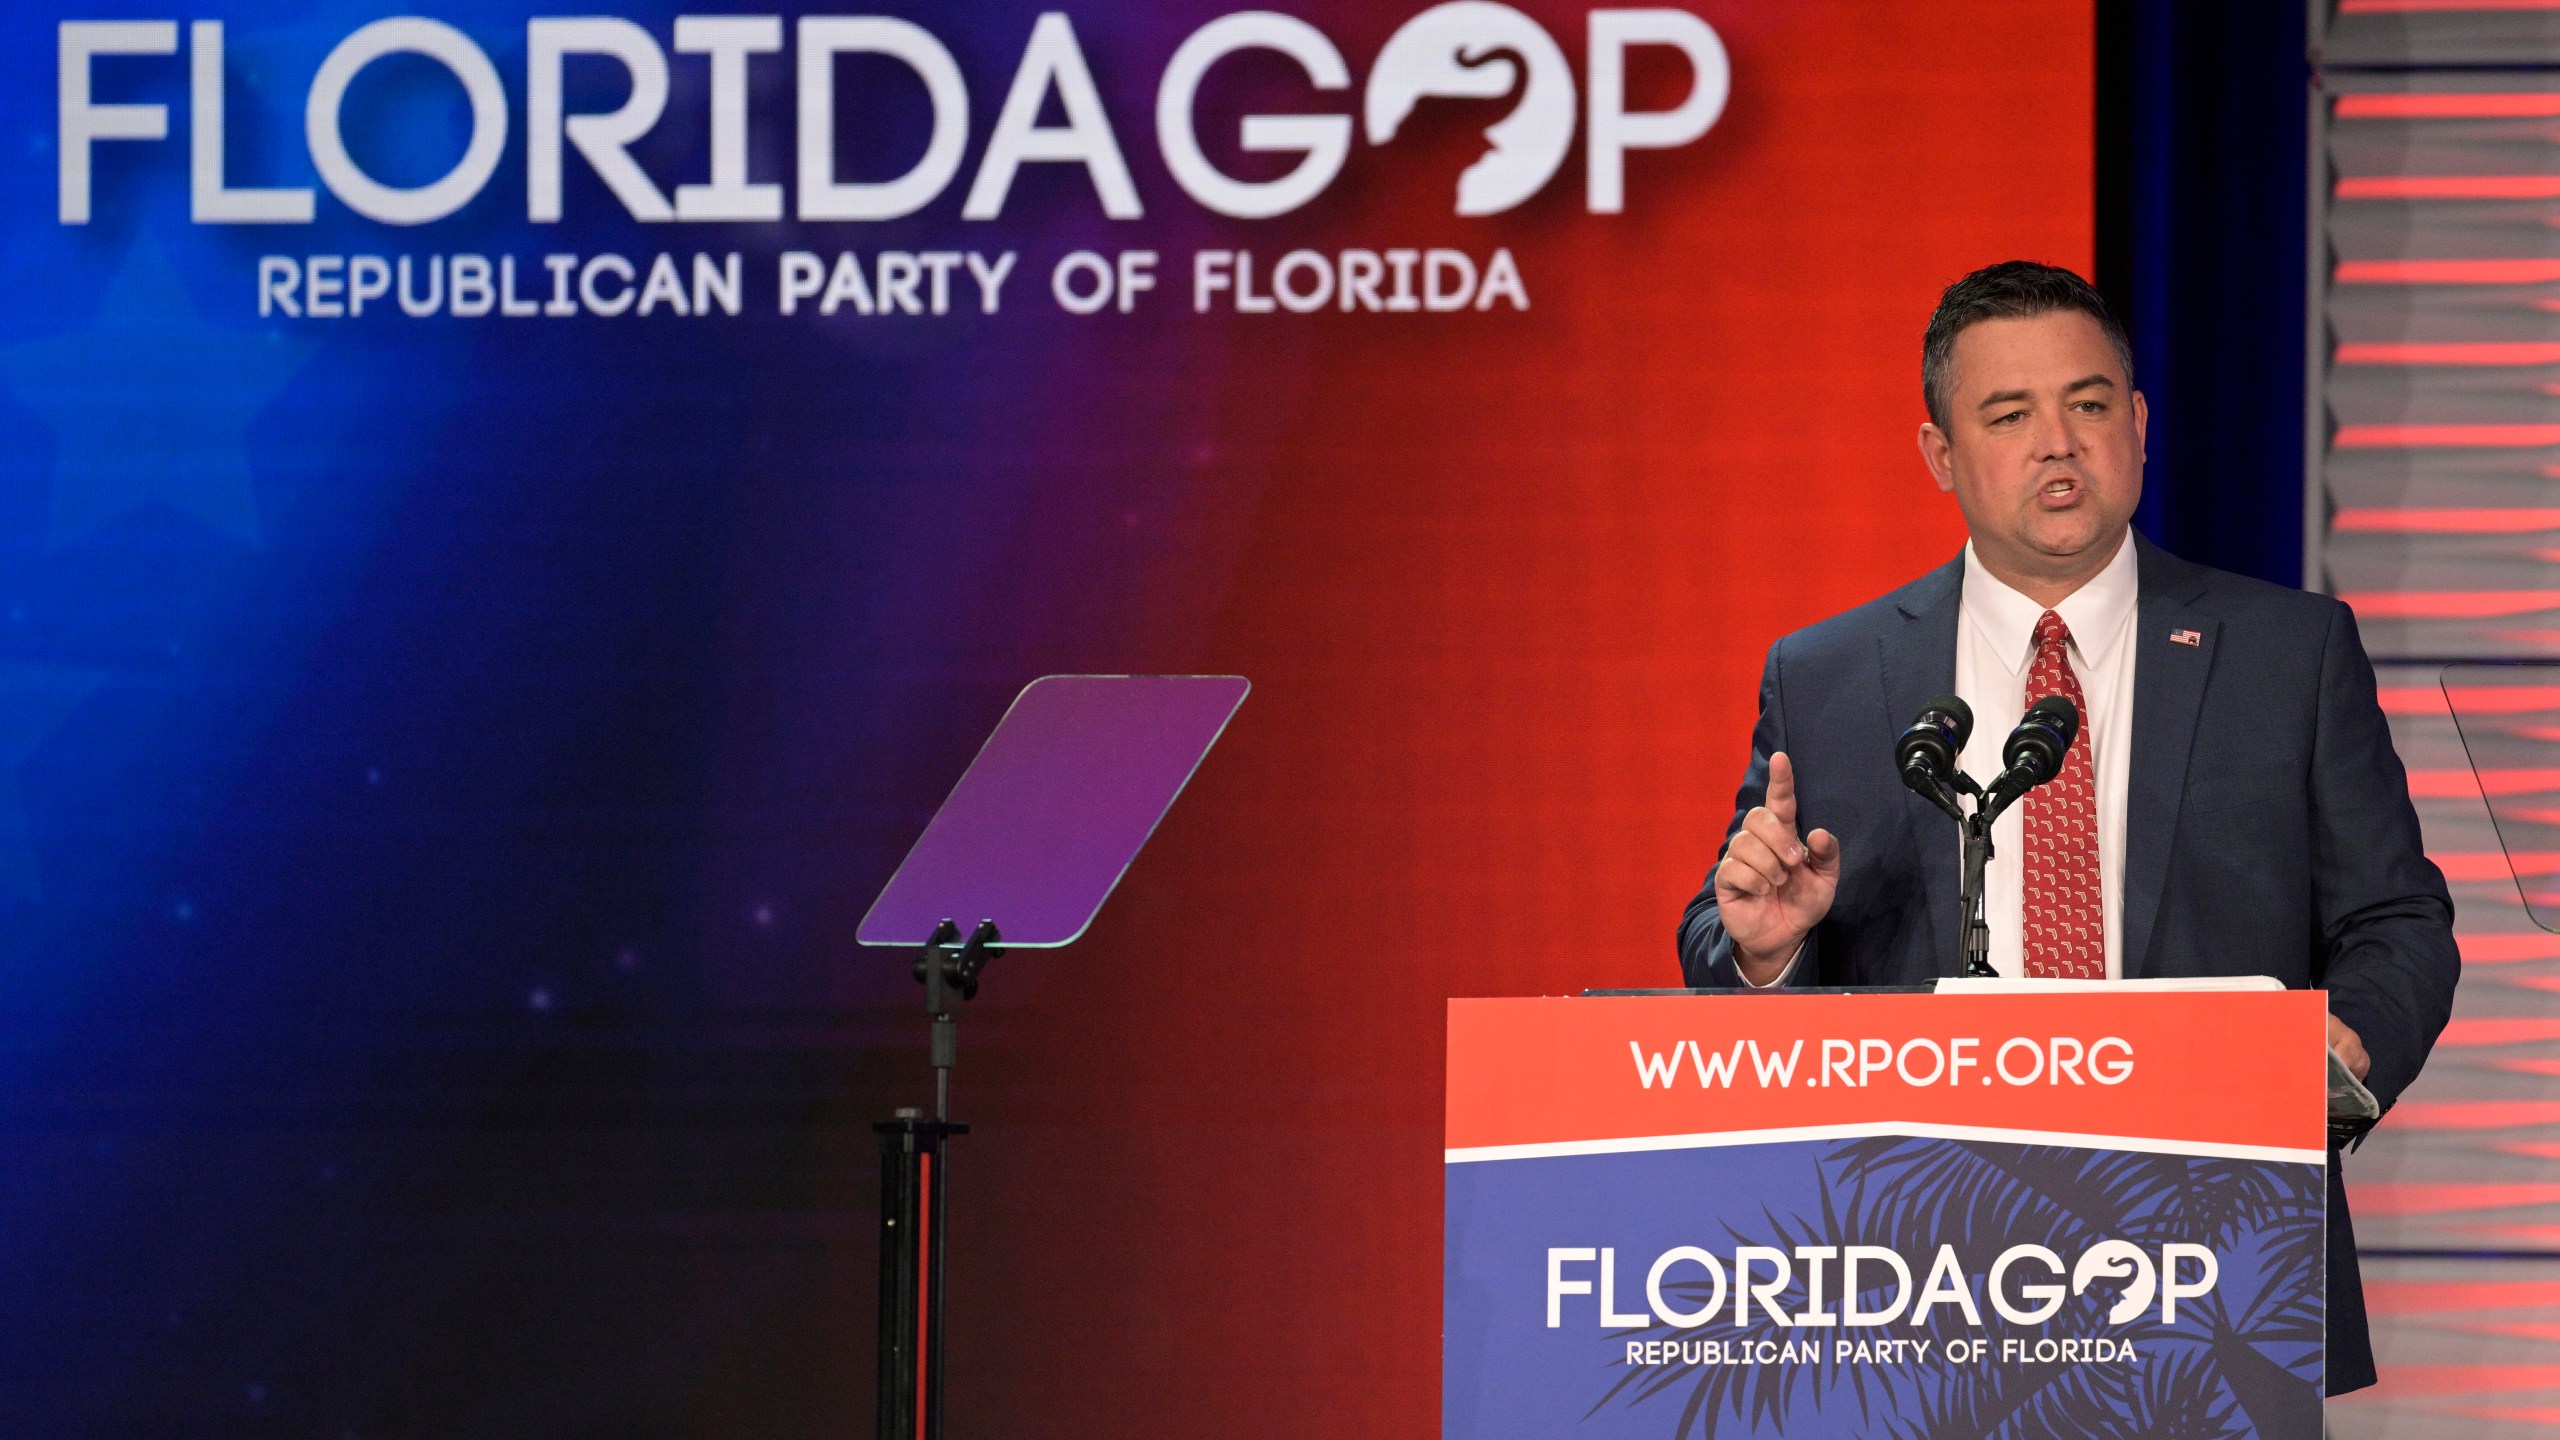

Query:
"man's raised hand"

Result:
[[1713, 751, 1842, 985]]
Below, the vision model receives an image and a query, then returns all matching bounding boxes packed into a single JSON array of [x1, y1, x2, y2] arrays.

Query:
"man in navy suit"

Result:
[[1675, 261, 2458, 1395]]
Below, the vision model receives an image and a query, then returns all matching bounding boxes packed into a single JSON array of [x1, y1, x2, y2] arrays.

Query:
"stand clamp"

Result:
[[914, 918, 1001, 1123]]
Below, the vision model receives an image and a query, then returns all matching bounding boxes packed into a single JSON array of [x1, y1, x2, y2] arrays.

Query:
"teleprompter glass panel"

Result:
[[856, 674, 1248, 949], [2444, 662, 2560, 933]]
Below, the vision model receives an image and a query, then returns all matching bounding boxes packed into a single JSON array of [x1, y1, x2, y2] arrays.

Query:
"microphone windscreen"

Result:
[[1924, 693, 1974, 750], [2002, 695, 2079, 782], [2026, 694, 2079, 753]]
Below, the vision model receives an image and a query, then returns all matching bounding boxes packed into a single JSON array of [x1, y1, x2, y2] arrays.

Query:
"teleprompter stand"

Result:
[[856, 675, 1249, 1440], [874, 918, 999, 1440]]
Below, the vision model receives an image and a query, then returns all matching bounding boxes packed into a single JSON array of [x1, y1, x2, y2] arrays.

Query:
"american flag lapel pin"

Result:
[[2169, 628, 2202, 647]]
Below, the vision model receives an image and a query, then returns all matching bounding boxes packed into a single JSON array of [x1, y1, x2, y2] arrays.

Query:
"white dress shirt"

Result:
[[1956, 533, 2138, 979], [1744, 532, 2139, 985]]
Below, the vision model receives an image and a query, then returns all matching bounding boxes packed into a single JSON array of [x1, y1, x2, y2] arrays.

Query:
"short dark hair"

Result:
[[1921, 261, 2134, 428]]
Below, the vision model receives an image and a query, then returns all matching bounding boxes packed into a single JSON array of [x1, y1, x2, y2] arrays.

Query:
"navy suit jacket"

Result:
[[1675, 535, 2459, 1394]]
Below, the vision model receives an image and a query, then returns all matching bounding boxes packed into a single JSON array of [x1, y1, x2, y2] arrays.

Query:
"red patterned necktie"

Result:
[[2022, 610, 2104, 978]]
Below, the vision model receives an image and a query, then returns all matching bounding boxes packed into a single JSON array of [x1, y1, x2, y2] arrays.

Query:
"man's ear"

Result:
[[1918, 422, 1956, 494], [2131, 389, 2149, 466]]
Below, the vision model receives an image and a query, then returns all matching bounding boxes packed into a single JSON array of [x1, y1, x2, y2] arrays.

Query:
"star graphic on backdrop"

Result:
[[0, 236, 314, 548], [0, 661, 105, 898]]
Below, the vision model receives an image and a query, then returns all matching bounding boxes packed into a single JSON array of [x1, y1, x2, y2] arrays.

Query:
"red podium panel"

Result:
[[1444, 990, 2328, 1439]]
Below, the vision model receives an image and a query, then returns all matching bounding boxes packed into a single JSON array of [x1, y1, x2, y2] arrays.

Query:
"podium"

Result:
[[1444, 988, 2329, 1439]]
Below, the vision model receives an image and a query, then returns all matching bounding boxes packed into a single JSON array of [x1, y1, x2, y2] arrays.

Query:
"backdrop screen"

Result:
[[2, 2, 2089, 1432]]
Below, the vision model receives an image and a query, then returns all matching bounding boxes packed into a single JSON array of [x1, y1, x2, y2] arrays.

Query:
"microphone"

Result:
[[1983, 696, 2080, 817], [1896, 694, 1973, 818]]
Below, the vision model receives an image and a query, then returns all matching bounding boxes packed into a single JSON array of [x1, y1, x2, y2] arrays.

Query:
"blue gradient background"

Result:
[[3, 5, 1257, 1430], [0, 3, 2097, 1433]]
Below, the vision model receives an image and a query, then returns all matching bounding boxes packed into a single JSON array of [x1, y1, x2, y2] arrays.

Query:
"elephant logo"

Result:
[[1364, 2, 1576, 215], [2071, 1240, 2159, 1325]]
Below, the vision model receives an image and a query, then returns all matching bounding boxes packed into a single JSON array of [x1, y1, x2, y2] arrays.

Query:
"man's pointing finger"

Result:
[[1767, 750, 1798, 827]]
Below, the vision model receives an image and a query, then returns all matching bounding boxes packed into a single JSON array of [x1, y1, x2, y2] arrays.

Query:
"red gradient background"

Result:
[[942, 3, 2093, 1432]]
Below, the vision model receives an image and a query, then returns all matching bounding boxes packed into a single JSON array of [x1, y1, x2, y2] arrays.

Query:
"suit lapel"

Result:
[[2122, 536, 2218, 978], [1881, 555, 1966, 978]]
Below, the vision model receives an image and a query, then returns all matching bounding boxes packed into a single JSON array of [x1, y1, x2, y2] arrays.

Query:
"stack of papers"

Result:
[[2329, 1047, 2381, 1124]]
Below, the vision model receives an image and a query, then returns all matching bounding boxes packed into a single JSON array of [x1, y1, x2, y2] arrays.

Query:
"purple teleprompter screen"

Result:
[[857, 675, 1249, 948]]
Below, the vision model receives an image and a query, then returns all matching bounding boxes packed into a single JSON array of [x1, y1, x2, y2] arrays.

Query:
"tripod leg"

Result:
[[875, 1116, 922, 1440], [875, 1115, 966, 1440], [924, 1136, 951, 1436]]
